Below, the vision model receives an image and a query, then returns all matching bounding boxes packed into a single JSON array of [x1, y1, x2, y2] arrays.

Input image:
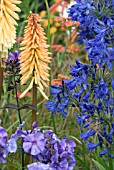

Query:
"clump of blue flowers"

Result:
[[46, 0, 114, 158]]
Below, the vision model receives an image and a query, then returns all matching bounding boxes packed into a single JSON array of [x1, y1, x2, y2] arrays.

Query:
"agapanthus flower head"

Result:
[[0, 0, 21, 66], [19, 12, 51, 99]]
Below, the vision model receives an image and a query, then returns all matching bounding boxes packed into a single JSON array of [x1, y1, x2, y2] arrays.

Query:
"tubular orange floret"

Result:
[[0, 0, 22, 66], [19, 12, 51, 100]]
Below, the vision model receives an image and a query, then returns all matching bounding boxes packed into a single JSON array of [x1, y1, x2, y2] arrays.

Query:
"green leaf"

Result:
[[0, 104, 18, 110], [92, 159, 107, 170], [19, 104, 37, 111], [93, 154, 110, 170]]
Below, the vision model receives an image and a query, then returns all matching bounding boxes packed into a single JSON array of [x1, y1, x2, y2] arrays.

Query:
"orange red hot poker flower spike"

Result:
[[19, 12, 51, 100]]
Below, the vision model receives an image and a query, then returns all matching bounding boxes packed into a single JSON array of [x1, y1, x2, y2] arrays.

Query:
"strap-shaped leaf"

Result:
[[19, 104, 37, 111]]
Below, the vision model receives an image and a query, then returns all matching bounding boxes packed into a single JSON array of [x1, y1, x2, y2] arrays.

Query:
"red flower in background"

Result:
[[16, 37, 23, 42], [14, 92, 32, 99]]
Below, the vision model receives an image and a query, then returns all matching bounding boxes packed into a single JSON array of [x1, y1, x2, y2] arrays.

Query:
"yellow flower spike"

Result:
[[0, 0, 21, 66], [19, 12, 51, 100]]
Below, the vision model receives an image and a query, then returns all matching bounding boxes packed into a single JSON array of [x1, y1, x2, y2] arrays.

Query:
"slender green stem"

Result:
[[108, 156, 113, 170], [0, 66, 3, 101], [44, 0, 51, 86], [44, 0, 57, 134], [13, 67, 24, 170], [82, 142, 88, 170], [52, 114, 57, 134]]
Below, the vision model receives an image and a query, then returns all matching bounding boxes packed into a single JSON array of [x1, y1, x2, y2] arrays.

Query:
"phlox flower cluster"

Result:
[[0, 122, 23, 164], [0, 122, 76, 170], [46, 0, 114, 158]]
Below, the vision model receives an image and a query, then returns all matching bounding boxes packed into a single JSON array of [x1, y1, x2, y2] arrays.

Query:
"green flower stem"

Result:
[[44, 0, 57, 134], [32, 83, 37, 124], [12, 67, 24, 170], [52, 114, 57, 134], [0, 66, 3, 101], [82, 142, 88, 170], [44, 0, 51, 85], [108, 156, 113, 170]]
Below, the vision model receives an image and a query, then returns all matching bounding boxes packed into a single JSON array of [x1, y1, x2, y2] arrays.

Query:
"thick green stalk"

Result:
[[32, 83, 37, 124], [44, 0, 57, 134]]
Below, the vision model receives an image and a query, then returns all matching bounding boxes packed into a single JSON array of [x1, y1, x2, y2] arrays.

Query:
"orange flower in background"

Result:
[[54, 17, 80, 28], [52, 78, 62, 86], [52, 74, 70, 86], [51, 45, 65, 53], [19, 12, 51, 100], [0, 0, 21, 66], [50, 27, 57, 35], [58, 74, 70, 80], [54, 16, 67, 22], [68, 45, 80, 54], [52, 44, 80, 54]]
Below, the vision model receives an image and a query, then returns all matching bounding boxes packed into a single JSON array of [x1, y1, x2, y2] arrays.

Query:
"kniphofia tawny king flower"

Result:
[[0, 0, 21, 66], [19, 12, 51, 100]]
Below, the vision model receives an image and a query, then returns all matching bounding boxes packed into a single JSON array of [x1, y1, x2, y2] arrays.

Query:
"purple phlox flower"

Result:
[[51, 152, 68, 170], [0, 126, 8, 148], [32, 121, 38, 129], [0, 147, 8, 164], [23, 132, 45, 156], [68, 154, 76, 170], [58, 138, 76, 159], [7, 138, 17, 153], [43, 130, 60, 142], [27, 162, 52, 170], [86, 142, 99, 151], [11, 121, 25, 140]]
